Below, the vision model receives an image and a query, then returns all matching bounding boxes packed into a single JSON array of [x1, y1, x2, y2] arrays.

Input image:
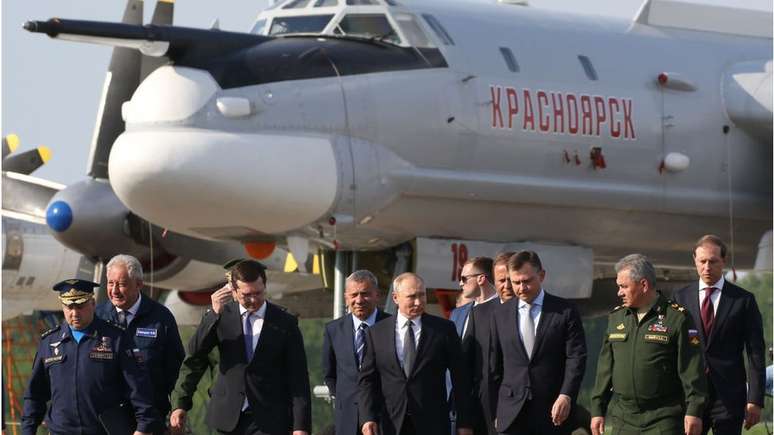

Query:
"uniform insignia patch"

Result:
[[689, 336, 701, 346], [136, 328, 158, 338], [608, 333, 627, 341], [44, 355, 64, 364], [647, 323, 668, 333], [688, 329, 700, 346], [644, 334, 669, 343], [616, 323, 625, 330], [89, 351, 114, 360]]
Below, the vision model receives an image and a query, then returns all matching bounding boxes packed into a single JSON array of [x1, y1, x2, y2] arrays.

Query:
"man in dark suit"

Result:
[[169, 260, 311, 435], [450, 256, 499, 435], [96, 254, 185, 435], [359, 272, 473, 435], [673, 235, 766, 435], [322, 270, 391, 435], [490, 251, 587, 435]]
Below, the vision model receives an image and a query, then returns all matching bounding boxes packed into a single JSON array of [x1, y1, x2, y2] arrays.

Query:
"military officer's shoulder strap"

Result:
[[40, 324, 61, 339], [609, 304, 625, 313], [667, 300, 688, 315]]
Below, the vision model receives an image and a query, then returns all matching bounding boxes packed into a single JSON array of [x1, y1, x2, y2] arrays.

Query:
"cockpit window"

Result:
[[394, 13, 432, 47], [314, 0, 338, 6], [334, 14, 401, 45], [250, 19, 267, 35], [269, 15, 335, 35], [283, 0, 312, 9]]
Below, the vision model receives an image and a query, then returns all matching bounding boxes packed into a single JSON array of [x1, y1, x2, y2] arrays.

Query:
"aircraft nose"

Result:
[[108, 129, 340, 240]]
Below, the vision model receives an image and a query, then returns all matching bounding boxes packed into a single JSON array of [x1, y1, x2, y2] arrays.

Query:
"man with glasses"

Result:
[[170, 259, 311, 435]]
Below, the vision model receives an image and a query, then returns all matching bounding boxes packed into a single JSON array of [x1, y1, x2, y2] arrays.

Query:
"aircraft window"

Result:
[[16, 277, 25, 286], [578, 55, 598, 81], [269, 15, 334, 35], [283, 0, 312, 9], [421, 14, 455, 46], [336, 14, 402, 44], [25, 276, 35, 286], [499, 47, 519, 72], [314, 0, 338, 6], [395, 13, 432, 47], [250, 19, 267, 35], [346, 0, 379, 4], [3, 232, 23, 270]]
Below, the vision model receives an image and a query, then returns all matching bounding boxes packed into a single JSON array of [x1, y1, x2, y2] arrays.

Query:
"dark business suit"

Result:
[[673, 280, 765, 434], [490, 293, 587, 435], [174, 301, 311, 435], [97, 295, 185, 430], [322, 310, 391, 435], [469, 299, 499, 435], [359, 313, 471, 435]]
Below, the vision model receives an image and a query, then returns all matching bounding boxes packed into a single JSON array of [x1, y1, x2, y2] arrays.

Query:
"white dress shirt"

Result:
[[518, 289, 545, 337], [352, 309, 378, 349], [239, 301, 266, 410], [699, 276, 724, 316], [116, 294, 142, 325], [395, 312, 421, 366]]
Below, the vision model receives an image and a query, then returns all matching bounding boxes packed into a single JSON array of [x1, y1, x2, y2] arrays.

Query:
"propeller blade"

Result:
[[140, 0, 175, 81], [86, 0, 143, 179], [2, 134, 20, 160], [3, 146, 52, 175]]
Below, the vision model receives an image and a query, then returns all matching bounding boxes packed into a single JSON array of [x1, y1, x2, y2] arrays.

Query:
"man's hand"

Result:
[[210, 285, 233, 314], [362, 421, 378, 435], [169, 408, 187, 435], [684, 415, 702, 435], [551, 394, 572, 426], [590, 416, 605, 435], [744, 403, 761, 429], [457, 428, 473, 435]]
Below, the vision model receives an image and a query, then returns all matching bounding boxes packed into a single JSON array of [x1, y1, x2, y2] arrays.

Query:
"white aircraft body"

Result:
[[24, 0, 772, 298]]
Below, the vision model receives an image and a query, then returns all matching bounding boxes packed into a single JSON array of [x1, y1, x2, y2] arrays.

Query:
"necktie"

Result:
[[116, 310, 127, 328], [355, 323, 368, 370], [244, 312, 254, 361], [403, 320, 416, 378], [520, 304, 535, 358], [701, 287, 715, 337]]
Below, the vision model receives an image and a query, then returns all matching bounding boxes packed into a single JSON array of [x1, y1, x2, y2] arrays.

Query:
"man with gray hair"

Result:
[[96, 254, 185, 435], [322, 270, 392, 435], [590, 254, 707, 435]]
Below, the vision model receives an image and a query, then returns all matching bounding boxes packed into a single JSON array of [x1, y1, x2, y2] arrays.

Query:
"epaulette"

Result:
[[40, 325, 61, 339], [667, 300, 687, 314], [610, 305, 624, 313]]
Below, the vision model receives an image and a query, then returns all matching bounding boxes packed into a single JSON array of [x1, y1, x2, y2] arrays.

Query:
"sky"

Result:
[[2, 0, 770, 186]]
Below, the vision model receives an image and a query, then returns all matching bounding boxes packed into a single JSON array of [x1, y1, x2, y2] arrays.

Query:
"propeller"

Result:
[[2, 134, 19, 159]]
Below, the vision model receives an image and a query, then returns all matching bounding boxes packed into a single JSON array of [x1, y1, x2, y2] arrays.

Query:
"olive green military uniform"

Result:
[[590, 293, 707, 434]]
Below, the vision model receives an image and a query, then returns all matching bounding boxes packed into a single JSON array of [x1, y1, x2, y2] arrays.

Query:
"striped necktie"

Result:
[[355, 322, 368, 370]]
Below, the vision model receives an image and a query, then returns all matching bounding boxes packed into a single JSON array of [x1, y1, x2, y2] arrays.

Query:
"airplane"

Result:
[[22, 0, 772, 318]]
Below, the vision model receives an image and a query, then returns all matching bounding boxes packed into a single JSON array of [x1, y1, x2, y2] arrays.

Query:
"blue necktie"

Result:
[[355, 323, 368, 370], [244, 312, 254, 361]]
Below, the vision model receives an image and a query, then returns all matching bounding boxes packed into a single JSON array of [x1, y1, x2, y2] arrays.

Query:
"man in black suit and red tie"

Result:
[[322, 270, 391, 435], [359, 272, 473, 435], [673, 235, 766, 435], [490, 251, 587, 435]]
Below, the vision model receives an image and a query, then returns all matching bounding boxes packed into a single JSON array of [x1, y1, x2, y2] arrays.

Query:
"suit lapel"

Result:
[[532, 295, 552, 358], [708, 283, 734, 348], [410, 314, 433, 377], [341, 314, 357, 367], [510, 301, 529, 360]]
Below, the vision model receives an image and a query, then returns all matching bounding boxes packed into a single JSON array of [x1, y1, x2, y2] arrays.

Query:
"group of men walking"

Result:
[[21, 234, 765, 435]]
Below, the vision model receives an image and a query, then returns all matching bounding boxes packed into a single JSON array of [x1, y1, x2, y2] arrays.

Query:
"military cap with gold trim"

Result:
[[52, 279, 99, 305]]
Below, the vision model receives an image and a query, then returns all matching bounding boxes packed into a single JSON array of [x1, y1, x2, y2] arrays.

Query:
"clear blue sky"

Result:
[[2, 0, 769, 185]]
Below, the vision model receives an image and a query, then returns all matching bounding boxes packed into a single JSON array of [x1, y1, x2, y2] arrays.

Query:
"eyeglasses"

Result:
[[459, 273, 483, 284]]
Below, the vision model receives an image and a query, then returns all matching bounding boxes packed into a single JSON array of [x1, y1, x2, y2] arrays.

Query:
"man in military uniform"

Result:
[[21, 279, 159, 435], [97, 254, 185, 434], [590, 254, 707, 435]]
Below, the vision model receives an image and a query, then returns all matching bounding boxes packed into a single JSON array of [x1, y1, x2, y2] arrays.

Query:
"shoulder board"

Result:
[[609, 305, 624, 313], [667, 300, 687, 313], [40, 325, 61, 339]]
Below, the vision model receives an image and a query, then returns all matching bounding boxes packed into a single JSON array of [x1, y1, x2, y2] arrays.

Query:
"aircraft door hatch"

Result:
[[442, 71, 481, 153]]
